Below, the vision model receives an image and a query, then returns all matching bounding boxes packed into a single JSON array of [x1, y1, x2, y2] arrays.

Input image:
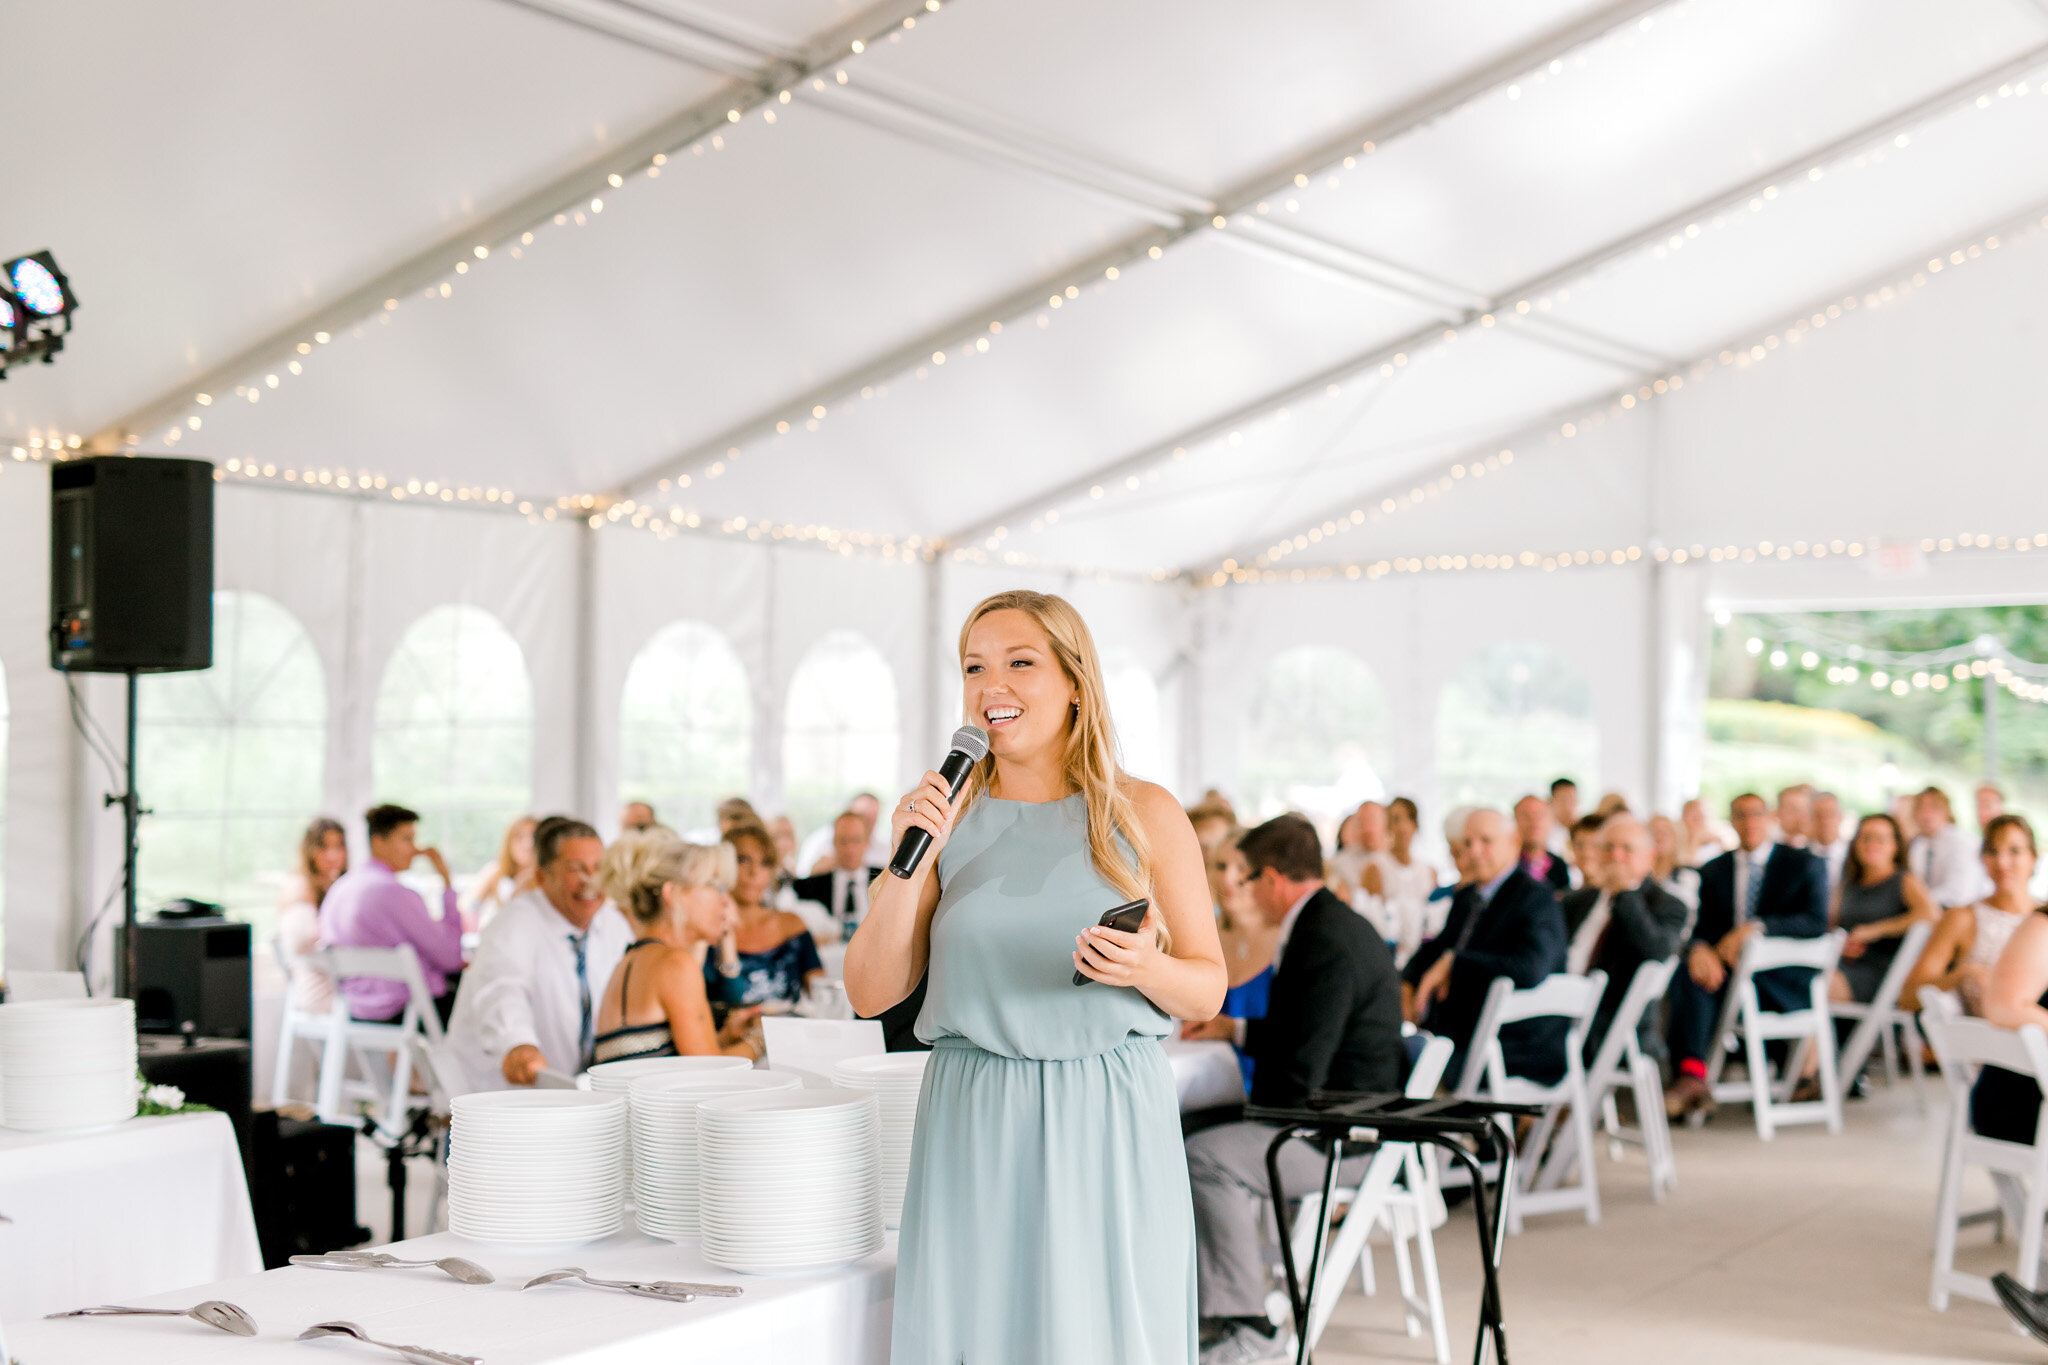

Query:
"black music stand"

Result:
[[1244, 1091, 1546, 1365]]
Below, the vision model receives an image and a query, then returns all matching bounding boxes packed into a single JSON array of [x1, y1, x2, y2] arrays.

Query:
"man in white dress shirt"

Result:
[[446, 816, 631, 1089], [790, 812, 885, 943], [1911, 786, 1991, 909]]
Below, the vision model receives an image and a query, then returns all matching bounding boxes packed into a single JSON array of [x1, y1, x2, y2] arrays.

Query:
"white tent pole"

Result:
[[573, 524, 598, 821], [88, 0, 939, 453], [611, 0, 1675, 499]]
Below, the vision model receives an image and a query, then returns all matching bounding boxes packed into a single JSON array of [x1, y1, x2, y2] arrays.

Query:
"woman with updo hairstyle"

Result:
[[590, 828, 757, 1063]]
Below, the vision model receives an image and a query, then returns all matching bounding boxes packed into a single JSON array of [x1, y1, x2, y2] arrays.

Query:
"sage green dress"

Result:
[[891, 793, 1197, 1365]]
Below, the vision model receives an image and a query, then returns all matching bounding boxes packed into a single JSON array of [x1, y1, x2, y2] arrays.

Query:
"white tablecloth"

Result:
[[1164, 1038, 1247, 1112], [3, 1228, 894, 1364], [0, 1111, 262, 1322]]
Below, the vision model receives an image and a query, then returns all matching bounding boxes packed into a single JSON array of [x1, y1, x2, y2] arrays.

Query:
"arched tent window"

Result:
[[1242, 647, 1391, 834], [135, 591, 327, 932], [619, 622, 753, 840], [1436, 641, 1599, 814], [783, 631, 900, 838], [1103, 654, 1167, 785], [374, 605, 533, 876]]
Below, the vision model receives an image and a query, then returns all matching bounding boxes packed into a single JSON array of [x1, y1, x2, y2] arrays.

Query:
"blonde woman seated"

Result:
[[1903, 813, 2039, 1016], [591, 829, 760, 1064]]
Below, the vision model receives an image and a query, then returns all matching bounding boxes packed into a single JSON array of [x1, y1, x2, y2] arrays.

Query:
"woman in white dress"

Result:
[[276, 817, 349, 1012], [1903, 813, 2039, 1015], [463, 814, 537, 929], [1361, 796, 1437, 965]]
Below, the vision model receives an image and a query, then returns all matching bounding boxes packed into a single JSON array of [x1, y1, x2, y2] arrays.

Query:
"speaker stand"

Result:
[[111, 669, 141, 999]]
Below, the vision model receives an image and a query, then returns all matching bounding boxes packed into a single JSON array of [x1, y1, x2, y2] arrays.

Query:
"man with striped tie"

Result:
[[1663, 792, 1828, 1119]]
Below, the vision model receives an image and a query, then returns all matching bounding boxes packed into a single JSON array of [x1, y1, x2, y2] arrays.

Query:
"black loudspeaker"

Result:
[[130, 915, 252, 1038], [251, 1110, 368, 1266], [49, 454, 214, 673], [139, 1033, 253, 1170]]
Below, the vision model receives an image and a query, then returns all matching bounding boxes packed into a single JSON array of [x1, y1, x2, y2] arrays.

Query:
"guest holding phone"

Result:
[[846, 590, 1225, 1365]]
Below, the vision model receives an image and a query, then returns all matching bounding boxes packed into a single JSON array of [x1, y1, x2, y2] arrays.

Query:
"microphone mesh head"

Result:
[[951, 725, 991, 763]]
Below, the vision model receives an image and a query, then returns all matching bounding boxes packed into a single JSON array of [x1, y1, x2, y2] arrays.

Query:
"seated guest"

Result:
[[592, 829, 758, 1063], [319, 804, 465, 1025], [1362, 797, 1439, 964], [1181, 831, 1274, 1090], [1904, 814, 2038, 1015], [1184, 815, 1405, 1363], [277, 817, 349, 1014], [710, 822, 824, 1009], [619, 800, 657, 833], [1329, 800, 1385, 908], [1776, 784, 1815, 849], [1186, 799, 1238, 858], [1567, 813, 1608, 892], [1979, 782, 2007, 830], [1682, 798, 1728, 864], [1913, 785, 1992, 908], [1547, 778, 1579, 856], [1562, 815, 1689, 1061], [798, 790, 892, 874], [447, 816, 631, 1086], [1515, 795, 1570, 891], [462, 813, 536, 929], [769, 815, 801, 880], [1403, 808, 1569, 1083], [1830, 813, 1937, 1006], [1968, 885, 2048, 1143], [1648, 813, 1701, 912], [1664, 793, 1828, 1118], [1812, 792, 1851, 891], [791, 811, 886, 943]]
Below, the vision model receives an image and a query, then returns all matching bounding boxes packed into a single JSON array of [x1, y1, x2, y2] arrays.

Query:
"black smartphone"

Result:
[[1073, 898, 1151, 985]]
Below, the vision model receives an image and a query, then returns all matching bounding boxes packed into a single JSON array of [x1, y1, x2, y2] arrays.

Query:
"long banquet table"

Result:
[[4, 1228, 895, 1364], [0, 1110, 262, 1322]]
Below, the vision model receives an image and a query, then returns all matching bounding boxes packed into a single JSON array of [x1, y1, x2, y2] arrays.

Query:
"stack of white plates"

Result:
[[587, 1055, 752, 1183], [0, 998, 137, 1132], [629, 1070, 800, 1241], [696, 1087, 883, 1273], [447, 1091, 625, 1246], [831, 1052, 928, 1228]]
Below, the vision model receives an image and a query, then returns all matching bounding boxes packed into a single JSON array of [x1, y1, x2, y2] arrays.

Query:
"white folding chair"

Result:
[[315, 944, 446, 1130], [1701, 930, 1847, 1140], [760, 1016, 884, 1087], [1923, 1012, 2048, 1309], [1455, 971, 1607, 1232], [1288, 1035, 1455, 1362], [1584, 957, 1680, 1202], [405, 1035, 470, 1233], [1836, 920, 1935, 1109]]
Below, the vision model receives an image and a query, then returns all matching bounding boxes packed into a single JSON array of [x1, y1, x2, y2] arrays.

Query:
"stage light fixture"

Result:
[[1, 249, 79, 378]]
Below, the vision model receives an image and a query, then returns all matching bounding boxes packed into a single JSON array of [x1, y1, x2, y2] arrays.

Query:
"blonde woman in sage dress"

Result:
[[845, 590, 1226, 1365]]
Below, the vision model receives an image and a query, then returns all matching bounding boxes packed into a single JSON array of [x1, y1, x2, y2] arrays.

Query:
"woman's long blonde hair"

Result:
[[958, 590, 1152, 906]]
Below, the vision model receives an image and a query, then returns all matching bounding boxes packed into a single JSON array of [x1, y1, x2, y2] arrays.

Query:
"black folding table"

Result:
[[1244, 1091, 1546, 1365]]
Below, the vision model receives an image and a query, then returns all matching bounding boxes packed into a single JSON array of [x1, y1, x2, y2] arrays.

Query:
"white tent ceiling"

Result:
[[7, 0, 2048, 578]]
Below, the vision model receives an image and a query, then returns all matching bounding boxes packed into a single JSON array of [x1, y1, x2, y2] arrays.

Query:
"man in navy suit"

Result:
[[1664, 791, 1829, 1118], [1404, 808, 1569, 1085]]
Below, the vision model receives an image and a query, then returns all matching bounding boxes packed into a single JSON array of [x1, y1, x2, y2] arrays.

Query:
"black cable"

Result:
[[60, 669, 134, 995], [72, 875, 124, 996]]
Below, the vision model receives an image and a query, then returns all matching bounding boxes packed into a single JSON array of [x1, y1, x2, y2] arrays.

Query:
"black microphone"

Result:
[[889, 724, 990, 879]]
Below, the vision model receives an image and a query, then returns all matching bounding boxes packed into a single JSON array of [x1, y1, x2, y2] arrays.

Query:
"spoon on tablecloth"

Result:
[[524, 1267, 741, 1300], [45, 1300, 258, 1335], [291, 1250, 495, 1283], [297, 1320, 481, 1365]]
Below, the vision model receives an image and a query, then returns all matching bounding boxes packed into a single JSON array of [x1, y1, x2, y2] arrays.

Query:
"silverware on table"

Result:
[[291, 1251, 495, 1284], [44, 1300, 258, 1335], [523, 1267, 742, 1301], [297, 1320, 481, 1365]]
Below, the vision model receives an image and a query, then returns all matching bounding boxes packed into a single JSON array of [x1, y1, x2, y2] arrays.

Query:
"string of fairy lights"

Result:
[[1202, 198, 2048, 588], [1732, 613, 2048, 708], [22, 4, 2043, 578]]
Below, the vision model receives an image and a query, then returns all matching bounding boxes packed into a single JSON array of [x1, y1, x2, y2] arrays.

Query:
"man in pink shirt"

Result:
[[319, 803, 466, 1023]]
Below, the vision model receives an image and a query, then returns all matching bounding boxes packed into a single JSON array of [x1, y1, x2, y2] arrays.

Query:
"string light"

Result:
[[1738, 615, 2048, 707]]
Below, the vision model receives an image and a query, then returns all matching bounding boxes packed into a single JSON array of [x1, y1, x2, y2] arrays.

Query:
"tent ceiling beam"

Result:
[[87, 0, 937, 454], [611, 0, 1674, 498], [1190, 187, 2048, 580], [492, 0, 780, 78], [1504, 36, 2048, 308]]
